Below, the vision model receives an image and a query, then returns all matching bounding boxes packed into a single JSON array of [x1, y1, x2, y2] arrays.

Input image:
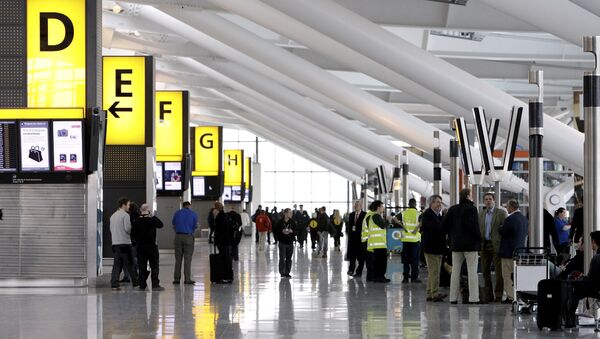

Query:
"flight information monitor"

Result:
[[0, 121, 18, 172]]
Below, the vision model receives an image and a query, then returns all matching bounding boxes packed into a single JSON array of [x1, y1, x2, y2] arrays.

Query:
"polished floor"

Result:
[[1, 236, 599, 338]]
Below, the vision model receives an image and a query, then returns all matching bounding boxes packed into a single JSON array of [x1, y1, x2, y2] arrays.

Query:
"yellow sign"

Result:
[[156, 91, 184, 161], [244, 157, 251, 189], [224, 150, 243, 186], [27, 0, 86, 108], [103, 56, 150, 145], [193, 126, 221, 176], [0, 108, 84, 119]]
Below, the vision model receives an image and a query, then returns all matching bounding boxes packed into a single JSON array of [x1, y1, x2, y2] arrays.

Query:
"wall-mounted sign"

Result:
[[27, 0, 87, 108], [19, 121, 50, 172], [0, 108, 85, 120], [0, 122, 18, 172], [156, 91, 188, 162], [52, 120, 83, 171], [103, 56, 154, 146], [224, 149, 243, 186], [191, 126, 222, 176]]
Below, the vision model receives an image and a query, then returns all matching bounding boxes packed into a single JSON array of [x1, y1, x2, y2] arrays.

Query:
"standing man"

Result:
[[131, 203, 164, 291], [293, 204, 308, 249], [421, 195, 446, 302], [400, 198, 422, 283], [207, 206, 216, 244], [172, 201, 198, 285], [443, 188, 482, 304], [367, 200, 390, 283], [214, 202, 234, 284], [274, 208, 296, 278], [252, 205, 263, 243], [228, 207, 243, 261], [271, 206, 280, 245], [110, 197, 139, 290], [317, 207, 335, 258], [256, 210, 272, 251], [346, 200, 367, 277], [498, 199, 528, 304], [479, 192, 507, 302]]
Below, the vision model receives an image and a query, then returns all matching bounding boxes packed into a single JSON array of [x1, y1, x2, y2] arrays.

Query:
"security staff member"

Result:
[[397, 198, 422, 283], [347, 200, 367, 277], [367, 200, 390, 283]]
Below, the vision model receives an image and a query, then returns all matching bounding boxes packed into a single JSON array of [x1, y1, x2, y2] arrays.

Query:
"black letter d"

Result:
[[40, 13, 74, 51]]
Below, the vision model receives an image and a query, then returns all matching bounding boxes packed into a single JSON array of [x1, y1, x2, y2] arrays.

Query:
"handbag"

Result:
[[28, 146, 43, 162]]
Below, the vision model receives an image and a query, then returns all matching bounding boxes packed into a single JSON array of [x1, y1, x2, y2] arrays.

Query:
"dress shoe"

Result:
[[450, 301, 458, 305], [152, 286, 165, 291], [466, 301, 482, 305], [432, 296, 445, 302], [172, 280, 180, 284], [502, 298, 514, 304], [183, 280, 196, 285]]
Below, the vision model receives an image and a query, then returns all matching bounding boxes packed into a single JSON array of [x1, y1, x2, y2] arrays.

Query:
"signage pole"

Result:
[[450, 139, 460, 206], [402, 150, 409, 207], [528, 70, 544, 249], [433, 131, 442, 196]]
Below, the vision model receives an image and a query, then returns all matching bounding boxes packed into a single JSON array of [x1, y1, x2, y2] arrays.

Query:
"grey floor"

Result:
[[0, 236, 599, 338]]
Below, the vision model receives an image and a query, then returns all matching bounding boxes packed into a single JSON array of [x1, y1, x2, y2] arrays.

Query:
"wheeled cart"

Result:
[[513, 247, 550, 314]]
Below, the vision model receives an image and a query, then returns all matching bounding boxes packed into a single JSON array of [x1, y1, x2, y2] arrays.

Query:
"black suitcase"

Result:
[[537, 279, 577, 330], [210, 247, 224, 283]]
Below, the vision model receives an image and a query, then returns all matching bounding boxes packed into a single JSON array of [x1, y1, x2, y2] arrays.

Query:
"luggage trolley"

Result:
[[513, 247, 550, 314]]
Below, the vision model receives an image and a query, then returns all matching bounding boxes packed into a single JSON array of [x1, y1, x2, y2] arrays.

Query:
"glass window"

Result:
[[274, 172, 294, 203], [274, 146, 294, 172], [311, 173, 330, 202], [293, 172, 312, 202], [292, 154, 313, 172]]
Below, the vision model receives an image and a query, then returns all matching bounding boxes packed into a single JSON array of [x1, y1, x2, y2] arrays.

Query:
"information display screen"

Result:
[[155, 163, 163, 191], [244, 188, 250, 203], [0, 121, 18, 172], [52, 121, 83, 171], [19, 121, 50, 172], [164, 162, 182, 190], [192, 176, 205, 197], [223, 186, 232, 200], [231, 186, 242, 201]]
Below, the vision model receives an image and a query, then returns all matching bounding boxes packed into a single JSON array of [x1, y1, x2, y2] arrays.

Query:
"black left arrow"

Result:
[[108, 101, 132, 118]]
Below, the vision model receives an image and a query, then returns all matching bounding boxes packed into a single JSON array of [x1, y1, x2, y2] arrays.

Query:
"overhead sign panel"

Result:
[[103, 56, 154, 146], [0, 108, 84, 120], [27, 0, 86, 108], [244, 157, 251, 189], [156, 91, 188, 162], [224, 149, 243, 186], [192, 126, 222, 176]]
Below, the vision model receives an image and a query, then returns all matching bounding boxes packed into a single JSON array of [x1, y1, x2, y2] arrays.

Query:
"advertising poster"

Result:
[[0, 121, 18, 172], [164, 162, 182, 190], [52, 121, 83, 171], [155, 163, 163, 191], [19, 121, 50, 171], [192, 177, 205, 197]]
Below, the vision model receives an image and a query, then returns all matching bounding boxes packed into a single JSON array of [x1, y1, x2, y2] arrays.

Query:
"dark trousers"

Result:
[[209, 228, 214, 243], [481, 241, 503, 300], [402, 242, 421, 280], [348, 238, 366, 274], [137, 244, 160, 288], [232, 244, 239, 261], [310, 229, 319, 249], [366, 250, 375, 281], [297, 228, 307, 247], [255, 225, 259, 243], [218, 244, 234, 281], [174, 234, 195, 281], [111, 244, 138, 288], [373, 248, 388, 279], [278, 243, 294, 276]]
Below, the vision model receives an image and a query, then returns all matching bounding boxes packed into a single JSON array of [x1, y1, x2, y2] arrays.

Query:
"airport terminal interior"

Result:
[[4, 0, 600, 337]]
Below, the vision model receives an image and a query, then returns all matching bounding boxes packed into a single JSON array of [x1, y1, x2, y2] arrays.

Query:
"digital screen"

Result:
[[19, 121, 50, 172], [223, 186, 232, 200], [231, 186, 242, 201], [244, 188, 250, 202], [192, 176, 205, 197], [155, 163, 163, 191], [164, 162, 182, 190], [0, 121, 18, 172], [52, 121, 83, 171]]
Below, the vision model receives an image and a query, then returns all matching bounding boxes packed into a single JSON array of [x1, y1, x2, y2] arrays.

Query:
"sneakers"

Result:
[[152, 286, 165, 291]]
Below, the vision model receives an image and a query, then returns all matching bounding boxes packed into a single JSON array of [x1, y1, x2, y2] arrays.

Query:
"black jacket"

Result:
[[498, 211, 529, 258], [442, 200, 481, 252], [215, 210, 234, 246], [317, 212, 335, 234], [421, 208, 446, 255], [346, 210, 366, 240], [274, 218, 296, 244], [131, 215, 163, 247]]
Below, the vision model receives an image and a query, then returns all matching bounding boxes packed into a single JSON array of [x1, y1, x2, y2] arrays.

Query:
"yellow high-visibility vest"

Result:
[[367, 213, 387, 251], [361, 211, 373, 243], [401, 208, 421, 243]]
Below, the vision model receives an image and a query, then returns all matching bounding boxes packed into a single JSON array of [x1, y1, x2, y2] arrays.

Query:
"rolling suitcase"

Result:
[[210, 246, 224, 283], [537, 279, 578, 330]]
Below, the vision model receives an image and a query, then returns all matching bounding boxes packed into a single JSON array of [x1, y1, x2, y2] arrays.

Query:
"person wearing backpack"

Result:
[[227, 207, 243, 261], [214, 202, 234, 284]]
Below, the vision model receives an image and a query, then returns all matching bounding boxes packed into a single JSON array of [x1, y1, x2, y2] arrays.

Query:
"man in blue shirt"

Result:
[[172, 201, 198, 285]]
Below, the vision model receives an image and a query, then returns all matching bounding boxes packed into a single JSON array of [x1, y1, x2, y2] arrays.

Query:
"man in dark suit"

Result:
[[498, 199, 528, 303], [346, 200, 367, 277], [479, 192, 508, 302], [421, 194, 446, 302]]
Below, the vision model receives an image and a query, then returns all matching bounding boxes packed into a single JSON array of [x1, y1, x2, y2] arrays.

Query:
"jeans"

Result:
[[111, 244, 138, 288], [137, 244, 160, 289], [174, 234, 195, 281], [402, 242, 421, 280], [278, 243, 294, 276], [318, 231, 329, 255], [449, 251, 479, 303], [424, 253, 442, 299]]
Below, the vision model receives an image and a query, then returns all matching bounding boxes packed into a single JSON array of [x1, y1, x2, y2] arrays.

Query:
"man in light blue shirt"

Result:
[[478, 193, 507, 302], [172, 201, 198, 285]]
